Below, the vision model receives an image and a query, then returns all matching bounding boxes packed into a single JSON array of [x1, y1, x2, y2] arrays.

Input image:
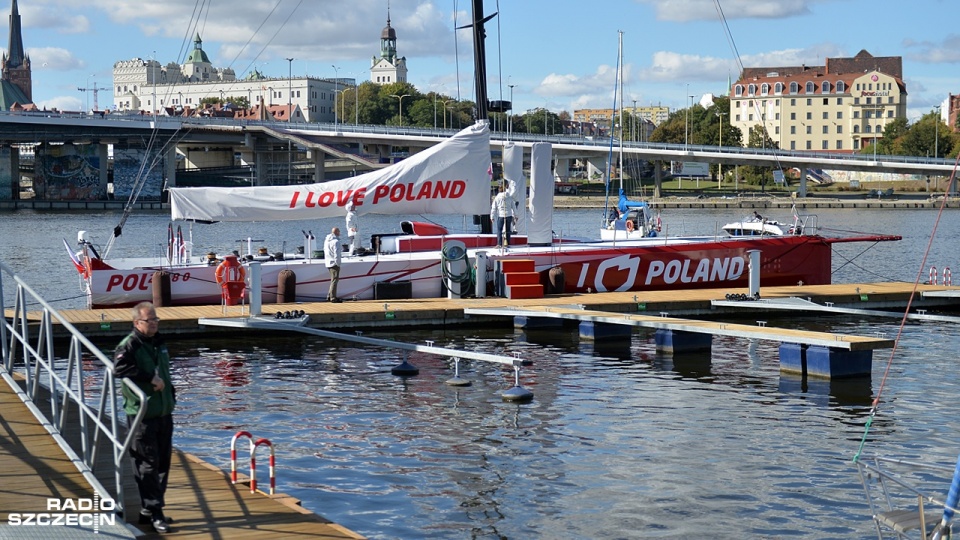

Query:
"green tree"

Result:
[[898, 112, 940, 158], [740, 124, 779, 188], [523, 107, 562, 135]]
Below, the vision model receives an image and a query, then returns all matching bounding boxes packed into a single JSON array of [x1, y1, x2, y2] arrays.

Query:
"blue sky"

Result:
[[9, 0, 957, 122]]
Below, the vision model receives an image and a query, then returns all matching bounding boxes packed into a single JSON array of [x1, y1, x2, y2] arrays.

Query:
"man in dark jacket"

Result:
[[114, 301, 175, 534]]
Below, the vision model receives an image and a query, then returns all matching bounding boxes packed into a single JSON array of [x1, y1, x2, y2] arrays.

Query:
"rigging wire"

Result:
[[601, 31, 623, 225], [853, 152, 960, 463], [712, 0, 785, 175], [831, 242, 905, 282], [453, 0, 461, 103], [104, 0, 301, 258], [494, 0, 503, 106]]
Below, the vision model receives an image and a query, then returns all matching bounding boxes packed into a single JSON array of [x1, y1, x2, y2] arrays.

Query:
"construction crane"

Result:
[[77, 81, 103, 112]]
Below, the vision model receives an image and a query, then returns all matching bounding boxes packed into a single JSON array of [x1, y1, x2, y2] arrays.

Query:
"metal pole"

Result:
[[286, 57, 293, 120], [684, 83, 689, 150], [332, 65, 339, 128], [935, 105, 941, 159], [508, 84, 514, 141], [391, 94, 409, 127]]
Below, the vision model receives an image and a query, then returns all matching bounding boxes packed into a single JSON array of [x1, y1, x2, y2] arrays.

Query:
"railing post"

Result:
[[251, 438, 275, 494], [230, 431, 253, 484]]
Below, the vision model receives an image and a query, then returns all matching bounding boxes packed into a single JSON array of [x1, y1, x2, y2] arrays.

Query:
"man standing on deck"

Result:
[[490, 183, 515, 248], [345, 202, 359, 255], [114, 301, 175, 534], [325, 227, 343, 303]]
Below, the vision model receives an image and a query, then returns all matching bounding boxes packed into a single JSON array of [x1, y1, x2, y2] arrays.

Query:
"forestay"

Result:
[[169, 122, 492, 222]]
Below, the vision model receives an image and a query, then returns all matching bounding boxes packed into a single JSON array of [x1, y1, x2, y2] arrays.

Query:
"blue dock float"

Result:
[[654, 329, 714, 354], [579, 320, 632, 340], [779, 343, 874, 379], [465, 305, 894, 380]]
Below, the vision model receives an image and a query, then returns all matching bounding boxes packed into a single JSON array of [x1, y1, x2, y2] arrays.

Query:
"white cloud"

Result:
[[20, 3, 90, 33], [26, 47, 86, 71], [640, 0, 814, 22], [36, 95, 82, 112], [903, 34, 960, 64]]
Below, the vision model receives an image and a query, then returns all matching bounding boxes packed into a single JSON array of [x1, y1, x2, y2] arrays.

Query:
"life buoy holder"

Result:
[[625, 219, 635, 232], [215, 256, 246, 285], [82, 254, 92, 279]]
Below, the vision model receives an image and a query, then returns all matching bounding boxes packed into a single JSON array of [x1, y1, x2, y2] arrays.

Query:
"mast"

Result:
[[462, 0, 495, 233], [469, 0, 493, 120], [617, 31, 624, 190]]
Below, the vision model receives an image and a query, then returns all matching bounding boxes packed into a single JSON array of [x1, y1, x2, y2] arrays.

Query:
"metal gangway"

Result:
[[198, 314, 535, 401], [0, 260, 148, 532]]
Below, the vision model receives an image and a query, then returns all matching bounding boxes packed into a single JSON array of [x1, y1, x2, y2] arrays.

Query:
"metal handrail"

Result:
[[0, 260, 147, 518]]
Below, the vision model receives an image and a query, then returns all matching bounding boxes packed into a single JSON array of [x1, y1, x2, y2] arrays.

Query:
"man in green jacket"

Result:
[[114, 301, 175, 534]]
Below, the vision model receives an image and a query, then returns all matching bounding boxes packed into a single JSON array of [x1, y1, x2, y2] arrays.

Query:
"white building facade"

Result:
[[730, 50, 907, 153], [370, 12, 407, 84], [112, 34, 351, 123]]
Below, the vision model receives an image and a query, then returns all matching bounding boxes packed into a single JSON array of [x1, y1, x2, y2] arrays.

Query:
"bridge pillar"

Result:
[[578, 321, 631, 340], [513, 316, 563, 329], [654, 329, 712, 354], [798, 166, 808, 198], [312, 151, 325, 182], [555, 158, 570, 181], [779, 343, 872, 379]]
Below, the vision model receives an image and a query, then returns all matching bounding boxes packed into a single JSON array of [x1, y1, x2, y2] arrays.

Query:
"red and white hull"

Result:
[[79, 232, 843, 308]]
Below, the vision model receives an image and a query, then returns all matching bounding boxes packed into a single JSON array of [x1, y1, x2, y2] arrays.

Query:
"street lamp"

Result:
[[286, 57, 293, 122], [391, 94, 410, 127], [442, 99, 455, 129], [716, 110, 727, 189], [354, 86, 359, 125], [934, 105, 941, 160], [684, 84, 689, 149], [331, 65, 340, 128], [508, 84, 515, 141]]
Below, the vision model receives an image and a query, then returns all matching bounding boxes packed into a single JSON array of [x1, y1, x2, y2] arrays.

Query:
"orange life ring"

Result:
[[215, 256, 246, 285], [625, 219, 635, 232]]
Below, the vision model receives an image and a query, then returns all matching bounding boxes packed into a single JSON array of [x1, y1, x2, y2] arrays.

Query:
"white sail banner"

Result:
[[170, 122, 492, 222], [527, 142, 554, 246]]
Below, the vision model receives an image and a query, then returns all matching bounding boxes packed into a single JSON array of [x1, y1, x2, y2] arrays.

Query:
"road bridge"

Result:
[[0, 111, 955, 196]]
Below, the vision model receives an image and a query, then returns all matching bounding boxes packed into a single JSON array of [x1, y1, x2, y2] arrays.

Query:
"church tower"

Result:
[[370, 2, 407, 84], [1, 0, 32, 103]]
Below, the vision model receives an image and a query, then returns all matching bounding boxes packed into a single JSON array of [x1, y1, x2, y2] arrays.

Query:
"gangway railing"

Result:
[[0, 260, 148, 518]]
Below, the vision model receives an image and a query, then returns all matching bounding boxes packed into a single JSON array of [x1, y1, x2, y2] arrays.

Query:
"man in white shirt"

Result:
[[490, 183, 515, 248], [345, 203, 359, 255], [324, 227, 342, 303]]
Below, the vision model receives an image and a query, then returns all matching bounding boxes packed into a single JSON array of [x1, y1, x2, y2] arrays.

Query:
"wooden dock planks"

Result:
[[0, 375, 365, 539], [8, 282, 956, 341]]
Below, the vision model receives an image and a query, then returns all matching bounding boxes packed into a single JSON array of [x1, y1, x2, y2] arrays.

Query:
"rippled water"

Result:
[[3, 206, 960, 539]]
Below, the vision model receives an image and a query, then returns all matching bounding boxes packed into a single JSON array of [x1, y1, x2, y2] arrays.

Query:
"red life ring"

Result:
[[655, 215, 662, 232], [625, 219, 635, 232], [216, 256, 246, 285]]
